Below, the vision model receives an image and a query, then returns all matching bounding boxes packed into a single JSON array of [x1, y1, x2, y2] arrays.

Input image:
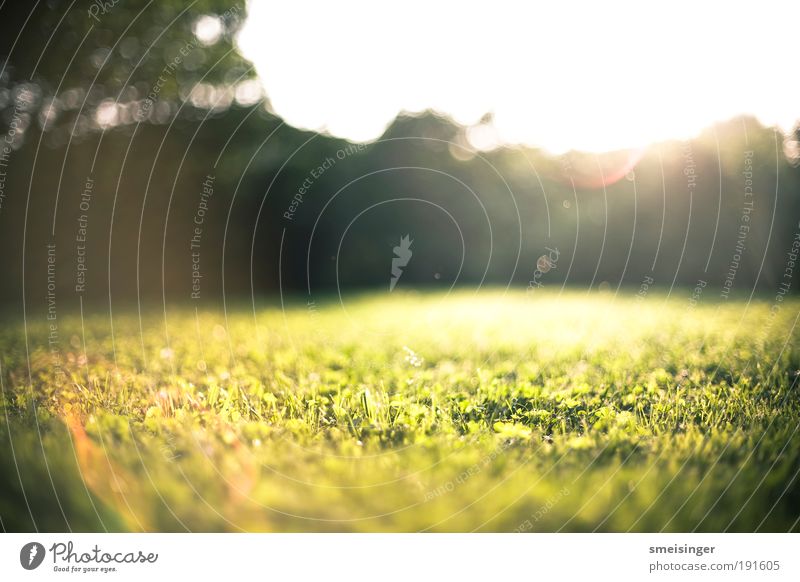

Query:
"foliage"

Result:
[[0, 0, 254, 144]]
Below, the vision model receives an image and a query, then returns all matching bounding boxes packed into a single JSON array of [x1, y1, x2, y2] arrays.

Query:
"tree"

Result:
[[0, 0, 256, 148]]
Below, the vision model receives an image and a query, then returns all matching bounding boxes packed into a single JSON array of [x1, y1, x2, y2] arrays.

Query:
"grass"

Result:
[[1, 289, 799, 532]]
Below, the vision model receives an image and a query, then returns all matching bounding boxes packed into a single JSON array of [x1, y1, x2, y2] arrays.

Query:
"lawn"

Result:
[[1, 290, 799, 532]]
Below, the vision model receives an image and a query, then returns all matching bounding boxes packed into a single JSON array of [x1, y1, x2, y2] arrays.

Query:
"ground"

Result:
[[1, 289, 799, 532]]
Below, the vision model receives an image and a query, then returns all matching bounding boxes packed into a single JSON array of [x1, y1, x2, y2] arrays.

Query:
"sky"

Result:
[[237, 0, 799, 154]]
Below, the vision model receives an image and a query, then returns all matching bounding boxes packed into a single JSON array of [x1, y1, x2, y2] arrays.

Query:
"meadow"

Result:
[[1, 289, 799, 532]]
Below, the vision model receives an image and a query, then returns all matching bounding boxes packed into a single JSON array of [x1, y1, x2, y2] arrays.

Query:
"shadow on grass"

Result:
[[0, 415, 124, 532]]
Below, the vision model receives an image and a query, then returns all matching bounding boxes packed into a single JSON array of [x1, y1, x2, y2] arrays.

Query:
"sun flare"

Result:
[[238, 0, 799, 153]]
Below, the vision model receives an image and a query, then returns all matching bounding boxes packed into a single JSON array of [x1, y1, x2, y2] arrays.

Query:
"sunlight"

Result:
[[238, 0, 799, 153]]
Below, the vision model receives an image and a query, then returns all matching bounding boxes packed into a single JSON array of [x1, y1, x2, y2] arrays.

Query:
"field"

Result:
[[1, 290, 799, 532]]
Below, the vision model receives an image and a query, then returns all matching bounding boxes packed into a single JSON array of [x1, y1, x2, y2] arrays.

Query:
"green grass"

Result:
[[1, 289, 799, 532]]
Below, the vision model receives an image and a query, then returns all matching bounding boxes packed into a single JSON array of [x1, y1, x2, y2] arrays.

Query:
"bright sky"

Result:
[[237, 0, 799, 153]]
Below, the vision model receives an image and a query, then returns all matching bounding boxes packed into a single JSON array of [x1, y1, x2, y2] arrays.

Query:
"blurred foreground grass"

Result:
[[1, 290, 799, 532]]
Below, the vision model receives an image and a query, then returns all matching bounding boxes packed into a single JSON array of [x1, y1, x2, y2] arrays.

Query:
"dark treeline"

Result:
[[2, 108, 799, 308], [1, 1, 799, 316]]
